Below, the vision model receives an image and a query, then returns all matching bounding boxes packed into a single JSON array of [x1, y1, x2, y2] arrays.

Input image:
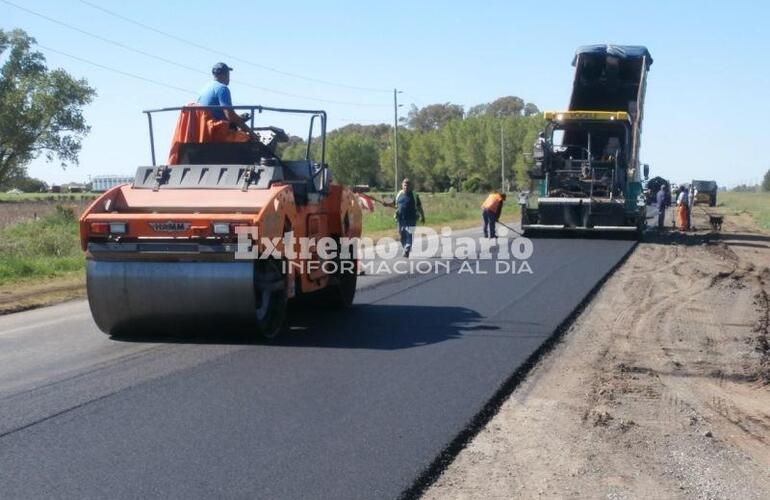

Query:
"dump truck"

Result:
[[522, 45, 653, 237], [691, 179, 718, 206], [80, 105, 362, 339]]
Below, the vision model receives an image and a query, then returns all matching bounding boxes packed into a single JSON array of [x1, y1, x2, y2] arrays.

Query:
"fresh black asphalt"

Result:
[[0, 236, 635, 499]]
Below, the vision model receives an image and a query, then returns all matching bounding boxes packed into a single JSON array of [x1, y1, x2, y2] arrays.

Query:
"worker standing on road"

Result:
[[394, 178, 425, 258], [676, 185, 690, 231], [197, 63, 256, 140], [656, 184, 668, 230], [481, 191, 506, 239], [671, 185, 680, 229]]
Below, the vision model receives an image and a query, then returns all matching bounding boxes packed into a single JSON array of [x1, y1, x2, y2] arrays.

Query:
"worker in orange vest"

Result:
[[481, 191, 506, 239]]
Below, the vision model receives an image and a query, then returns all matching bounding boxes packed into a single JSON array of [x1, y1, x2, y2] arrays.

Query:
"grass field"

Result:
[[362, 192, 515, 235], [718, 191, 770, 230], [0, 206, 83, 283], [0, 192, 97, 202]]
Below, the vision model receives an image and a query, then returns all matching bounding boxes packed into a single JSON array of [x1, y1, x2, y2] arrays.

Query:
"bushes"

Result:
[[462, 175, 490, 193]]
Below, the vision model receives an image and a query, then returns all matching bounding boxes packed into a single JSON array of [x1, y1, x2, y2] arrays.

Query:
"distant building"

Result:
[[92, 175, 133, 192], [62, 183, 87, 193]]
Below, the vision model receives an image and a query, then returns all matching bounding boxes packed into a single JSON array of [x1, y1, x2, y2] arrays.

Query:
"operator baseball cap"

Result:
[[212, 62, 233, 75]]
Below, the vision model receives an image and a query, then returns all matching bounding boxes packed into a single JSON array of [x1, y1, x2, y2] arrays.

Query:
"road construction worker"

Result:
[[671, 185, 679, 229], [656, 184, 667, 230], [394, 178, 425, 258], [481, 191, 506, 238], [676, 185, 690, 231], [197, 62, 256, 140]]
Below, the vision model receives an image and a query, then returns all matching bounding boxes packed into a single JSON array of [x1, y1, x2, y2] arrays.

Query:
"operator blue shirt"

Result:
[[197, 81, 232, 120], [395, 190, 422, 226]]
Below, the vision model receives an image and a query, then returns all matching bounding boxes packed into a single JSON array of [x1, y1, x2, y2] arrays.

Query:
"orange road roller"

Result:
[[80, 105, 363, 339]]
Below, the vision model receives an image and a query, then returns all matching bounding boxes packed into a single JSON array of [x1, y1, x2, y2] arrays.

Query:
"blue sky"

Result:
[[4, 0, 769, 187]]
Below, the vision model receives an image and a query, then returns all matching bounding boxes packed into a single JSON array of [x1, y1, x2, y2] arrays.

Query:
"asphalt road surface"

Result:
[[0, 229, 635, 499]]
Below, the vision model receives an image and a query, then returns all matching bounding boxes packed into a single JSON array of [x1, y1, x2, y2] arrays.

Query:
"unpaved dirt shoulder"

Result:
[[424, 209, 770, 499], [0, 274, 85, 315]]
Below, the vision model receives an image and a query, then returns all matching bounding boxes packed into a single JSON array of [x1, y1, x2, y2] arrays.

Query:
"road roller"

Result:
[[80, 105, 362, 339]]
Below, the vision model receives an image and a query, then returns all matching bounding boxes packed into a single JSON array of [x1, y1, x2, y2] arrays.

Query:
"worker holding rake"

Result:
[[481, 191, 506, 239]]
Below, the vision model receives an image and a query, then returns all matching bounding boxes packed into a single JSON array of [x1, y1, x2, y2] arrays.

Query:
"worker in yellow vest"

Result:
[[481, 191, 506, 239]]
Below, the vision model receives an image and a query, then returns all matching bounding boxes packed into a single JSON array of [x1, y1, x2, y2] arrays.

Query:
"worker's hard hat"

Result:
[[212, 62, 234, 75]]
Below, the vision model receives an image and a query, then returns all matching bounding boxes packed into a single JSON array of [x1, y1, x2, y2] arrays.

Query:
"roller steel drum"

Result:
[[87, 260, 258, 335]]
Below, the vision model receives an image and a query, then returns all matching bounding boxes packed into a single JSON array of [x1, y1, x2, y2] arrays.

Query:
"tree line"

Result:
[[282, 97, 544, 193], [730, 169, 770, 192]]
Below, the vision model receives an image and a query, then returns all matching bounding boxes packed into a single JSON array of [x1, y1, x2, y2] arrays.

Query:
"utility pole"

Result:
[[393, 88, 400, 192], [500, 122, 505, 192]]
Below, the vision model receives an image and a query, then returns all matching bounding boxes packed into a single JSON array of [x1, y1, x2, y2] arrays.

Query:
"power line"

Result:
[[331, 117, 389, 125], [3, 0, 201, 74], [78, 0, 392, 94], [37, 44, 196, 94], [3, 0, 388, 107], [402, 92, 426, 108], [39, 45, 381, 140]]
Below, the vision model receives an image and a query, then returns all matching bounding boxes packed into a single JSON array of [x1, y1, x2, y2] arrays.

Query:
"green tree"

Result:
[[276, 135, 306, 159], [331, 123, 391, 146], [486, 96, 525, 117], [392, 112, 544, 192], [732, 184, 757, 192], [0, 172, 47, 192], [407, 103, 464, 132], [762, 168, 770, 192], [466, 103, 489, 118], [409, 131, 449, 191], [523, 102, 540, 117], [278, 96, 542, 192], [379, 129, 413, 190], [326, 133, 380, 187], [0, 29, 96, 185]]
